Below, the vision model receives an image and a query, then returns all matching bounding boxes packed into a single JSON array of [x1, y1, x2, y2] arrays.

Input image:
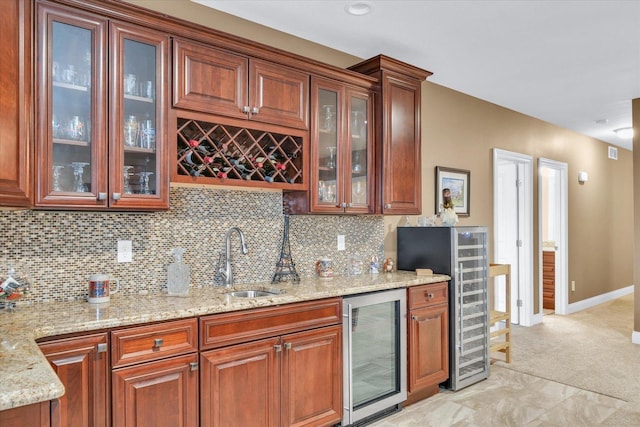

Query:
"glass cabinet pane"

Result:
[[349, 96, 368, 206], [51, 21, 93, 194], [317, 88, 338, 205], [122, 38, 157, 196]]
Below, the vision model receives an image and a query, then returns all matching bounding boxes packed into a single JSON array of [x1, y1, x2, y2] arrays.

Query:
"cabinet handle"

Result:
[[284, 342, 292, 350], [112, 192, 121, 201], [347, 203, 353, 208], [251, 107, 259, 114], [190, 362, 198, 372], [153, 338, 163, 348], [97, 343, 108, 353], [412, 315, 418, 321], [384, 203, 391, 209], [274, 344, 282, 352], [340, 202, 347, 208], [426, 293, 434, 299], [242, 106, 250, 113], [97, 192, 107, 201]]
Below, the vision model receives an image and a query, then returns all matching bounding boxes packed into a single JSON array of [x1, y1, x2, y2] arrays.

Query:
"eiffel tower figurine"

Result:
[[272, 214, 300, 283]]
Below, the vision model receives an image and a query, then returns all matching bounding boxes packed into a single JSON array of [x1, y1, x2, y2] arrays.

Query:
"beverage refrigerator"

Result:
[[397, 226, 489, 391]]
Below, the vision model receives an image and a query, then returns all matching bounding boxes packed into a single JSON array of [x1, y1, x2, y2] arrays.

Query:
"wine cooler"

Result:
[[397, 226, 489, 391]]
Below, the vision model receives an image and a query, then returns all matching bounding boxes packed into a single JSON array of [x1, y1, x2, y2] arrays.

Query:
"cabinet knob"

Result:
[[412, 315, 418, 321], [242, 105, 250, 113], [97, 343, 108, 353], [189, 362, 198, 372], [274, 344, 282, 352], [153, 338, 163, 349], [97, 192, 107, 201], [284, 342, 292, 350], [251, 107, 259, 114], [340, 202, 347, 208], [112, 192, 122, 201], [384, 203, 391, 209], [427, 293, 434, 299], [347, 203, 353, 208]]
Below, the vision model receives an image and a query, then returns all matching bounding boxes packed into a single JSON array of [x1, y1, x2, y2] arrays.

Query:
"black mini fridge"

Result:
[[397, 226, 489, 390]]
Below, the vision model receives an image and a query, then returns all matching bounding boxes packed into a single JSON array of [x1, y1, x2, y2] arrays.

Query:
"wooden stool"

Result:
[[489, 263, 511, 363]]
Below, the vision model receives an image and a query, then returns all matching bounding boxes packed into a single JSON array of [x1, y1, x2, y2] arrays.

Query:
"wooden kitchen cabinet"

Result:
[[200, 298, 342, 427], [35, 1, 170, 210], [0, 401, 50, 427], [37, 332, 110, 427], [285, 76, 374, 214], [0, 0, 32, 207], [111, 318, 199, 427], [173, 37, 309, 130], [543, 251, 555, 310], [349, 55, 432, 215], [406, 282, 449, 405]]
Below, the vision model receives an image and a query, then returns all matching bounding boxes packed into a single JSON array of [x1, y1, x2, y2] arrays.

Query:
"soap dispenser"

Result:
[[167, 248, 190, 296]]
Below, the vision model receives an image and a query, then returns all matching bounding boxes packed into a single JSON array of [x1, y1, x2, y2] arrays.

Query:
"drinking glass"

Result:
[[71, 162, 89, 193], [326, 147, 336, 169]]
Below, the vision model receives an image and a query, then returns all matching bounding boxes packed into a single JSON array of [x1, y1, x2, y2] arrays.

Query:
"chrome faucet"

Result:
[[218, 227, 248, 287]]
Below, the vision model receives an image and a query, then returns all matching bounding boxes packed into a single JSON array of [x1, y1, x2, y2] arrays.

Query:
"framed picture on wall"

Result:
[[435, 166, 470, 216]]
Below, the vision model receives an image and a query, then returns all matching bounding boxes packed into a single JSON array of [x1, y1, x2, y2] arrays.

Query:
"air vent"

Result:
[[608, 146, 618, 160]]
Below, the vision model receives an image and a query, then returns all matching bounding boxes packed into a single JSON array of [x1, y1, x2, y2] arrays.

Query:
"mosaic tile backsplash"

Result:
[[0, 186, 384, 303]]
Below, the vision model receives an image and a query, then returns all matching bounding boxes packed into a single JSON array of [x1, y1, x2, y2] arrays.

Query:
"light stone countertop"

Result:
[[0, 271, 449, 411]]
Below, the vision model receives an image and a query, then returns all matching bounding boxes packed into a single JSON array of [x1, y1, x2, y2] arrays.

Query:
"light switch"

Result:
[[337, 235, 346, 251], [118, 240, 133, 263]]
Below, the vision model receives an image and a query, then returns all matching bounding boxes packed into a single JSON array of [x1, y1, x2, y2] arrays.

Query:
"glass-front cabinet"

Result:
[[310, 77, 373, 214], [35, 2, 168, 210]]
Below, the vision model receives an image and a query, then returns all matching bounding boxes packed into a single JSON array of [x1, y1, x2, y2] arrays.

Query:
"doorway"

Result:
[[493, 149, 534, 326], [538, 158, 568, 317]]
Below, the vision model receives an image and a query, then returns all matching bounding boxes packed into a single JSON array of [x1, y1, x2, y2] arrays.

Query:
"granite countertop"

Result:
[[0, 271, 449, 411]]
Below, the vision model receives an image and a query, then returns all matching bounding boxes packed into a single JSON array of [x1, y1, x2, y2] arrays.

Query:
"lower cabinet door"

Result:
[[0, 401, 50, 427], [112, 353, 198, 427], [409, 304, 449, 392], [38, 333, 110, 427], [282, 325, 342, 427], [200, 337, 281, 427]]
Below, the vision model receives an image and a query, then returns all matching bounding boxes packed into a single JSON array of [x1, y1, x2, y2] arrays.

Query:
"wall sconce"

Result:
[[578, 171, 588, 183]]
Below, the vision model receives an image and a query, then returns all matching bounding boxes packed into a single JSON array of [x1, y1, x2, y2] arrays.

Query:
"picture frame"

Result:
[[435, 166, 470, 216]]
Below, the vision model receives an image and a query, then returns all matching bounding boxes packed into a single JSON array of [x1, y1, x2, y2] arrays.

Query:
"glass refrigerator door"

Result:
[[454, 228, 489, 386]]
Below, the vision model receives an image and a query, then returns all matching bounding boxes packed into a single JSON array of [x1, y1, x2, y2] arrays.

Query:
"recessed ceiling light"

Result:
[[345, 1, 373, 16], [613, 127, 633, 139]]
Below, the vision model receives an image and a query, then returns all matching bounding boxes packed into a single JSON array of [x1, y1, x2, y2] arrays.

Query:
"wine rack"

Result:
[[175, 117, 305, 189]]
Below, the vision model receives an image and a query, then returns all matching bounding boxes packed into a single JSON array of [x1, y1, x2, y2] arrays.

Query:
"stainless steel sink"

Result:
[[227, 290, 278, 298]]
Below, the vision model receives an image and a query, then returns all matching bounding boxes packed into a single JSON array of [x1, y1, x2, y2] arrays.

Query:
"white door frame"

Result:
[[493, 149, 535, 326], [537, 158, 569, 318]]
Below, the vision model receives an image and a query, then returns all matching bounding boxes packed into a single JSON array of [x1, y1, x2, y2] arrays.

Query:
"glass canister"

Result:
[[124, 115, 138, 147]]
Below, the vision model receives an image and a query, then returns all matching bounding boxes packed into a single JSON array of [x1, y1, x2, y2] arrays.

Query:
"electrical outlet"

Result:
[[118, 240, 133, 263], [337, 235, 346, 251], [571, 280, 575, 292]]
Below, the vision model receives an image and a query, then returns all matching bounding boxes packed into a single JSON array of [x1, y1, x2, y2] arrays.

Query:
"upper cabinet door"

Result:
[[0, 0, 31, 208], [173, 38, 309, 130], [173, 38, 248, 121], [35, 2, 109, 208], [109, 21, 170, 210], [249, 59, 308, 130]]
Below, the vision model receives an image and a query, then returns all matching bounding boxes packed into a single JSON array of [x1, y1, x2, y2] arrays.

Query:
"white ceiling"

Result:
[[193, 0, 640, 150]]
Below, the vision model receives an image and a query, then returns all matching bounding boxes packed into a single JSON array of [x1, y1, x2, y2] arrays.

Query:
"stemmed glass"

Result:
[[138, 172, 154, 195], [123, 166, 134, 194], [326, 147, 337, 169], [321, 105, 335, 132], [52, 165, 65, 192], [70, 162, 89, 193]]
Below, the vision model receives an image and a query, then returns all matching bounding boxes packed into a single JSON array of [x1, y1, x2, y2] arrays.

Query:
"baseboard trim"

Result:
[[632, 331, 640, 345], [566, 285, 634, 314]]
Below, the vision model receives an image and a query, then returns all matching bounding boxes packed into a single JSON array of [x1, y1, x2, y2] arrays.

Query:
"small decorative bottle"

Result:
[[167, 248, 190, 296]]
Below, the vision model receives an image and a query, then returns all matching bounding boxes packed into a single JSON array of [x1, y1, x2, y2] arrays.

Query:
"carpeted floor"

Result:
[[496, 293, 640, 403]]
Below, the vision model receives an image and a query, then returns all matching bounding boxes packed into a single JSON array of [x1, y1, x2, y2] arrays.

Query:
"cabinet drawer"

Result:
[[111, 318, 198, 368], [200, 298, 341, 350], [408, 282, 448, 309]]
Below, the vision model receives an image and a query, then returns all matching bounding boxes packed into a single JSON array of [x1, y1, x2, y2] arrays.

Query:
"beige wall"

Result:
[[126, 0, 634, 313]]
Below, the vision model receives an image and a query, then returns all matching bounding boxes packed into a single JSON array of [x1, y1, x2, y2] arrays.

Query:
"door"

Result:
[[408, 303, 448, 391], [282, 325, 342, 427], [493, 149, 534, 326], [200, 337, 280, 427], [38, 333, 110, 427], [538, 158, 568, 315], [112, 353, 198, 427]]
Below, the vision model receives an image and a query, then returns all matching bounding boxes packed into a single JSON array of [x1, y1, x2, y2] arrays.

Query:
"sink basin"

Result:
[[227, 290, 278, 298]]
